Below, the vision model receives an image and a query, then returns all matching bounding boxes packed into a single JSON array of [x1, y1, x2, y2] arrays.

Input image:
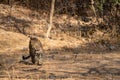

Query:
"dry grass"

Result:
[[0, 29, 29, 53], [0, 51, 120, 80]]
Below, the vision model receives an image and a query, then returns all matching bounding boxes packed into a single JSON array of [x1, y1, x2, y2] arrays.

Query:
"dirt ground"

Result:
[[0, 50, 120, 80]]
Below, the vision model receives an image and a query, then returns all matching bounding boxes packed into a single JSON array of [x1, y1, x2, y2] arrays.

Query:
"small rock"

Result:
[[109, 45, 116, 50], [49, 73, 56, 79]]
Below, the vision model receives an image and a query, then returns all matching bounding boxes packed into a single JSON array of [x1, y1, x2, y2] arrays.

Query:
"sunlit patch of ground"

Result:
[[0, 50, 120, 80]]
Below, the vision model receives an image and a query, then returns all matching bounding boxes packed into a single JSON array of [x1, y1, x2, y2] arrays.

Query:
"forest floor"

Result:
[[0, 50, 120, 80], [0, 3, 120, 80]]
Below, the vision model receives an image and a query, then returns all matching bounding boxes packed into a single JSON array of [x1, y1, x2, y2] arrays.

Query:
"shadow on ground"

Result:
[[0, 13, 32, 35]]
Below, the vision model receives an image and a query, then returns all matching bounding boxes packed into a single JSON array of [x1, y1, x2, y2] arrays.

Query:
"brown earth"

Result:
[[0, 50, 120, 80], [0, 29, 29, 53]]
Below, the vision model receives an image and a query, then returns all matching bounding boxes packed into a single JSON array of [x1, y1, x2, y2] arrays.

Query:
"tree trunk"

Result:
[[46, 0, 55, 38]]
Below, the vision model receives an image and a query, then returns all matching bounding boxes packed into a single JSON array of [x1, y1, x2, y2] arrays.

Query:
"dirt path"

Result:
[[0, 51, 120, 80]]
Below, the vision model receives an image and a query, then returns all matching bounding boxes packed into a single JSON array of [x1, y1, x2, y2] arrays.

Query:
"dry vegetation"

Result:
[[0, 0, 120, 80]]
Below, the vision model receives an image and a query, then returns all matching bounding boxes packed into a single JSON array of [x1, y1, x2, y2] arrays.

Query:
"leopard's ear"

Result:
[[27, 35, 34, 39], [27, 35, 32, 38]]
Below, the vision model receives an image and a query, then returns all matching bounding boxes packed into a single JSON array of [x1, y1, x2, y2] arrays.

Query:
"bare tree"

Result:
[[46, 0, 55, 38], [9, 0, 13, 17], [90, 0, 97, 17]]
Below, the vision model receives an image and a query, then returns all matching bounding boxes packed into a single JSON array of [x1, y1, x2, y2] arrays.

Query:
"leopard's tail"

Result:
[[22, 55, 31, 60]]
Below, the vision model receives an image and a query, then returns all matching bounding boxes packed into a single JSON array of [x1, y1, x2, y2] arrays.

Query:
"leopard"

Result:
[[22, 36, 44, 65]]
